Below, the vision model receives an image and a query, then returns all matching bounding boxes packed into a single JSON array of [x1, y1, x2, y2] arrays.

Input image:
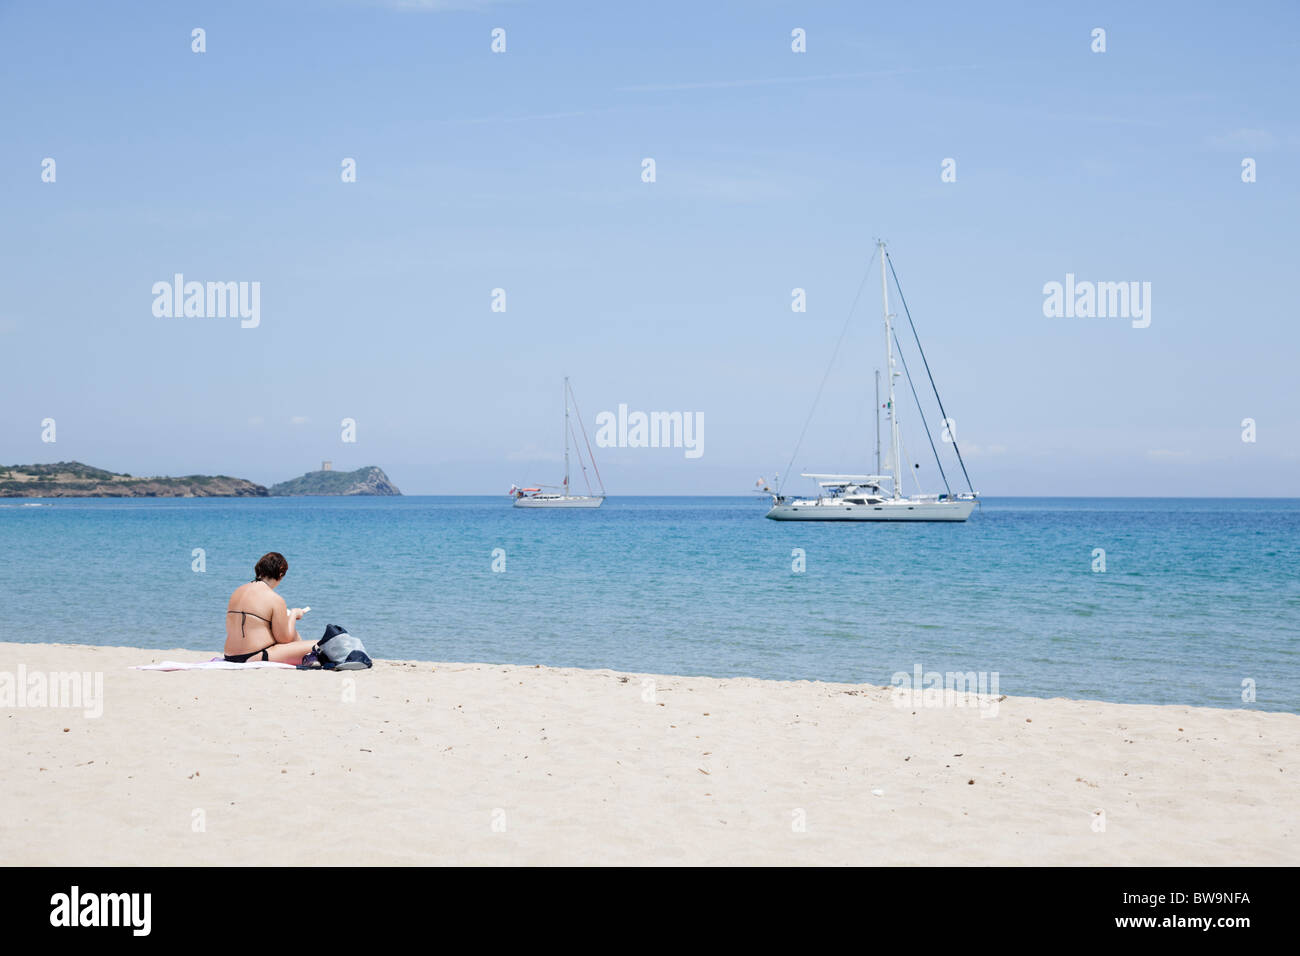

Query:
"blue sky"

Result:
[[1, 0, 1296, 495]]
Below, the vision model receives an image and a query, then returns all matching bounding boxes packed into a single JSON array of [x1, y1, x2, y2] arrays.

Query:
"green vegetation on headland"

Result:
[[0, 462, 267, 497], [0, 462, 402, 498], [268, 465, 401, 496]]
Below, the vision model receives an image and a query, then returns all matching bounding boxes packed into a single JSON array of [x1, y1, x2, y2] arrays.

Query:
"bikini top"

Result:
[[227, 580, 275, 649], [227, 608, 272, 635]]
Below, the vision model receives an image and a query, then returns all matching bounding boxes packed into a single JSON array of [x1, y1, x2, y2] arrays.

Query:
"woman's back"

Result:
[[224, 581, 280, 653]]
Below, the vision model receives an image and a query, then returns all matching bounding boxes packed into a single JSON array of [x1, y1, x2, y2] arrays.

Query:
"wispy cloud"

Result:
[[617, 64, 983, 94], [961, 443, 1007, 458], [289, 416, 310, 426], [671, 168, 804, 204], [1207, 128, 1276, 151], [507, 443, 561, 463], [447, 107, 623, 125], [375, 0, 514, 11]]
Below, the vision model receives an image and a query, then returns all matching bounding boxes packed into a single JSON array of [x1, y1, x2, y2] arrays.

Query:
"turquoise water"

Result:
[[1, 496, 1297, 712]]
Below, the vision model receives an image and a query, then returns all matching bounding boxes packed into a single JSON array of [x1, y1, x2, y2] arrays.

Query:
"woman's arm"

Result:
[[270, 595, 305, 644]]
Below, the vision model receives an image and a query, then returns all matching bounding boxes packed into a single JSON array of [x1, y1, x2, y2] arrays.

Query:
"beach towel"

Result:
[[133, 658, 296, 671]]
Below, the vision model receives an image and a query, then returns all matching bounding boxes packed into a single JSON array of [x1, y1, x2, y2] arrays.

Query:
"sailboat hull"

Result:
[[766, 498, 975, 521], [513, 495, 604, 509]]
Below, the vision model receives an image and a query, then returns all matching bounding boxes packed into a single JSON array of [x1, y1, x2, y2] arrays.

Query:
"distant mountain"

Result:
[[269, 465, 401, 496], [0, 461, 268, 497]]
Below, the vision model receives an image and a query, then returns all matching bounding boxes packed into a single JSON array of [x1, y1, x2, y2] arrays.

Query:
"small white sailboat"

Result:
[[766, 240, 978, 522], [511, 377, 606, 509]]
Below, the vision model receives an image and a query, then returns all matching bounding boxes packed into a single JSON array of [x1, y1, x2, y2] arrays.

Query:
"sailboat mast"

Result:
[[563, 376, 570, 494], [880, 241, 902, 498], [874, 368, 881, 475]]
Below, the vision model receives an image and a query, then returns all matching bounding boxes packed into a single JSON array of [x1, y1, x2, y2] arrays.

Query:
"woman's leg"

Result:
[[265, 640, 316, 665]]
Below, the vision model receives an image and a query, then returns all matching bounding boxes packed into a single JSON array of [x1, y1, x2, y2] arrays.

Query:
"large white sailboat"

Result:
[[766, 241, 978, 522], [511, 377, 606, 509]]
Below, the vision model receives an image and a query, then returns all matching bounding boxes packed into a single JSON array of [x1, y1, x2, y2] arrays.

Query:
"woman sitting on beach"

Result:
[[224, 552, 317, 664]]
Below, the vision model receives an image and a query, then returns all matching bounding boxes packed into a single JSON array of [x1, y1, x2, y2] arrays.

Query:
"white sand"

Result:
[[1, 642, 1296, 865]]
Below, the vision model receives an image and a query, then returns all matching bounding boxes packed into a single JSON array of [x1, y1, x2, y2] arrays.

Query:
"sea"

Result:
[[1, 496, 1297, 712]]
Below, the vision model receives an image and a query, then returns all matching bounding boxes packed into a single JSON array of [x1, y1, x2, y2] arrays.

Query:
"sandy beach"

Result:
[[1, 641, 1296, 866]]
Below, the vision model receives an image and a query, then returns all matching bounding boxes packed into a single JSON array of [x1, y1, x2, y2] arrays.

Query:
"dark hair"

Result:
[[254, 552, 288, 582]]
